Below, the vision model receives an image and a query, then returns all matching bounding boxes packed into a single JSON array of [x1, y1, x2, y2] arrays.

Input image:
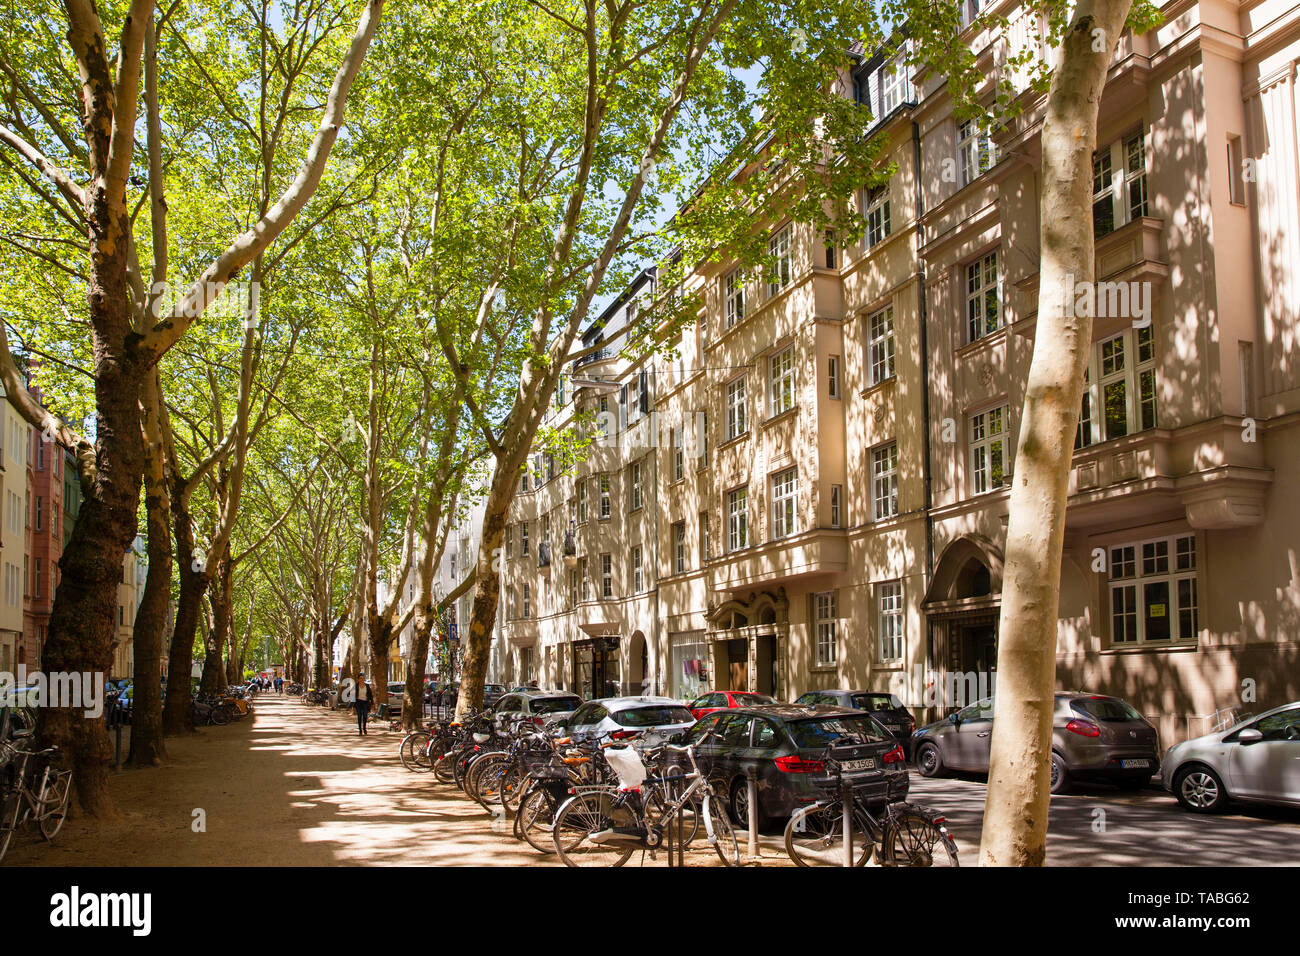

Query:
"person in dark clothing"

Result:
[[354, 675, 372, 735]]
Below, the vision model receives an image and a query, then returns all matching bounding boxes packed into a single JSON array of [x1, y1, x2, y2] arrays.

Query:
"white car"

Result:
[[561, 696, 696, 748], [1162, 701, 1300, 812]]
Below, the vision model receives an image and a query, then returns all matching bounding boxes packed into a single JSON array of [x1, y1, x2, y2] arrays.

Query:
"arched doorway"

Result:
[[921, 535, 1005, 711], [626, 631, 649, 696]]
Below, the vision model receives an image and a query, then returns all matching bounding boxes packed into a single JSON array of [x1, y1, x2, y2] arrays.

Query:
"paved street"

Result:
[[8, 694, 1297, 867]]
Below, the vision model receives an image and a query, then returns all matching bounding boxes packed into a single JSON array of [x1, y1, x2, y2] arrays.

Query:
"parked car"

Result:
[[685, 690, 778, 721], [483, 684, 507, 708], [559, 696, 696, 748], [679, 704, 908, 830], [1162, 701, 1300, 812], [493, 690, 583, 728], [912, 692, 1160, 793], [793, 689, 916, 753]]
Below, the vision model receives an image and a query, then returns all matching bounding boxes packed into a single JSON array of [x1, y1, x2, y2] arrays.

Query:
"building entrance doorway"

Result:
[[573, 637, 620, 700], [726, 639, 747, 691]]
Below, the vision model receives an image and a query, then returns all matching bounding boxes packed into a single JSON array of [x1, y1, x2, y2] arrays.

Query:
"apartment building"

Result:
[[0, 399, 31, 674], [502, 0, 1300, 746], [26, 384, 66, 674]]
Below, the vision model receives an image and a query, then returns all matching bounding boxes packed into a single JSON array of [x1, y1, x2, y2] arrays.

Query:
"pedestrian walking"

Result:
[[354, 675, 372, 735]]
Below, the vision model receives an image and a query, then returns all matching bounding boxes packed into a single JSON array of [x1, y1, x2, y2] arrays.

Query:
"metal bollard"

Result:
[[745, 768, 759, 858], [842, 783, 853, 867]]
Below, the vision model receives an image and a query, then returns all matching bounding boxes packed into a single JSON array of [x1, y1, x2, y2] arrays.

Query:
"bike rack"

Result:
[[745, 767, 760, 859]]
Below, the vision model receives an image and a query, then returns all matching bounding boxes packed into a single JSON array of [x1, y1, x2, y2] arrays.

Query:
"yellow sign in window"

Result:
[[1149, 603, 1166, 618]]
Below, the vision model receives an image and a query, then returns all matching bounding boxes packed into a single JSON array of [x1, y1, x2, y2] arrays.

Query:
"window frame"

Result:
[[871, 442, 899, 521], [725, 376, 748, 440], [958, 118, 997, 186], [877, 581, 904, 664], [770, 467, 798, 540], [769, 345, 796, 417], [767, 225, 792, 299], [814, 591, 838, 667], [723, 268, 745, 329], [867, 305, 896, 385], [965, 250, 1002, 343], [969, 404, 1011, 495], [727, 487, 749, 552], [1108, 532, 1199, 647], [865, 184, 891, 246]]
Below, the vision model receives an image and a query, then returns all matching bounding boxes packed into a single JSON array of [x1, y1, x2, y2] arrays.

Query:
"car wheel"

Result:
[[1174, 765, 1227, 813], [729, 780, 762, 833], [1049, 752, 1070, 794], [915, 742, 943, 778]]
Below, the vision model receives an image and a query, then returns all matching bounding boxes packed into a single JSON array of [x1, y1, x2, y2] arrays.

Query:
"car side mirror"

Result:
[[949, 712, 961, 725], [1238, 728, 1264, 744]]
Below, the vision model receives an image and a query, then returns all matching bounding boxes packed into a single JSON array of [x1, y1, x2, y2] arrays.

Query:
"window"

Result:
[[724, 269, 745, 329], [629, 460, 643, 511], [828, 356, 841, 399], [1109, 533, 1199, 645], [577, 481, 588, 522], [598, 396, 611, 439], [877, 582, 903, 662], [34, 558, 41, 599], [823, 229, 837, 268], [865, 184, 891, 246], [1076, 327, 1157, 446], [506, 526, 514, 559], [699, 511, 710, 562], [674, 521, 687, 573], [727, 487, 749, 552], [958, 119, 997, 185], [672, 425, 684, 482], [532, 454, 543, 491], [871, 443, 898, 520], [600, 554, 613, 598], [599, 475, 611, 519], [814, 592, 838, 666], [580, 557, 590, 601], [868, 306, 895, 384], [522, 584, 531, 618], [877, 50, 909, 115], [521, 521, 529, 556], [35, 497, 42, 531], [632, 546, 643, 593], [769, 345, 796, 417], [725, 377, 747, 440], [965, 251, 1001, 342], [1093, 130, 1149, 237], [830, 485, 843, 528], [770, 468, 798, 539], [767, 225, 792, 298], [970, 405, 1010, 494], [1227, 135, 1246, 206]]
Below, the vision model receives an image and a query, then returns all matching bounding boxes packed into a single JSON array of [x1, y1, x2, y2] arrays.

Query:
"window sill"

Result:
[[762, 407, 798, 430], [956, 324, 1008, 358], [859, 375, 897, 400], [718, 432, 750, 452], [1100, 641, 1198, 655]]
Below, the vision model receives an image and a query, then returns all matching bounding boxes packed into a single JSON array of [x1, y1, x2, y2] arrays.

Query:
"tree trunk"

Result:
[[312, 619, 332, 689], [401, 609, 432, 729], [979, 0, 1134, 866], [38, 229, 146, 819], [201, 552, 233, 694], [163, 492, 207, 734], [368, 614, 393, 707], [456, 506, 506, 717], [128, 409, 171, 765]]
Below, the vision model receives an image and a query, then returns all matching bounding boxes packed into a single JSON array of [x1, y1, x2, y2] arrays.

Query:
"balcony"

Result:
[[709, 528, 849, 592]]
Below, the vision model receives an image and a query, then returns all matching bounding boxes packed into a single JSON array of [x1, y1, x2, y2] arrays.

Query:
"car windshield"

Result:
[[485, 685, 504, 693], [852, 693, 903, 711], [616, 706, 693, 727], [735, 693, 777, 704], [788, 715, 891, 748], [1071, 697, 1142, 722], [532, 697, 581, 714]]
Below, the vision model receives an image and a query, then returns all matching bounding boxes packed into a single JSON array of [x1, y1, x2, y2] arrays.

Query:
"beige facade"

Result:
[[501, 0, 1300, 747]]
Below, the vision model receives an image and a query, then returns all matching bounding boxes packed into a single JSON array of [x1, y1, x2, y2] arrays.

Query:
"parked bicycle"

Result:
[[549, 739, 738, 867], [783, 735, 959, 867], [0, 740, 73, 863]]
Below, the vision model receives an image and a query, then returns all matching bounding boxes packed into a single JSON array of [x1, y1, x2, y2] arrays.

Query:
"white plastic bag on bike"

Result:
[[604, 745, 647, 790]]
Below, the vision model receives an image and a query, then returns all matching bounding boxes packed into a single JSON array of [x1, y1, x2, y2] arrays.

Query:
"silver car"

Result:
[[493, 690, 583, 729], [562, 696, 696, 749], [1162, 701, 1300, 812]]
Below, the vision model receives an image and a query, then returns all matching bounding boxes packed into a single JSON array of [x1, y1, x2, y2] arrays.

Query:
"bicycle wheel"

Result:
[[883, 807, 960, 867], [517, 786, 561, 854], [209, 706, 229, 726], [497, 761, 529, 815], [703, 794, 741, 866], [783, 802, 873, 867], [39, 771, 72, 841], [645, 776, 700, 845], [399, 732, 434, 772], [552, 789, 636, 867], [470, 754, 509, 808], [433, 749, 458, 784]]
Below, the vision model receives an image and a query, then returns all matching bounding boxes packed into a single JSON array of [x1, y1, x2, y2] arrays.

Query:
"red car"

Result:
[[686, 690, 778, 721]]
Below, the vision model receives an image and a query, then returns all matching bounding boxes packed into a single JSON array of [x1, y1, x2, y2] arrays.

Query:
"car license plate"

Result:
[[842, 758, 876, 771], [883, 724, 900, 731], [1120, 759, 1149, 769]]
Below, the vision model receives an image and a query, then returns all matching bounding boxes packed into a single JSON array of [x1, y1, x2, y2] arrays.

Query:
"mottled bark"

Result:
[[980, 0, 1135, 866]]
